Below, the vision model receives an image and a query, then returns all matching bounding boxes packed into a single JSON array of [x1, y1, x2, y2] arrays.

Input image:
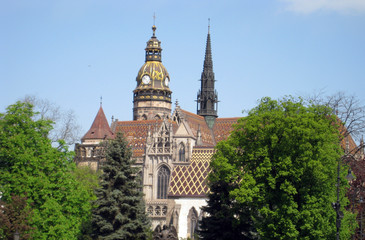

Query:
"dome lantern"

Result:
[[145, 25, 162, 62]]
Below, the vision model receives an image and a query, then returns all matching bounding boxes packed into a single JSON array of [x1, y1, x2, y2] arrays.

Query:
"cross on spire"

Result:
[[208, 18, 210, 33], [100, 96, 102, 106]]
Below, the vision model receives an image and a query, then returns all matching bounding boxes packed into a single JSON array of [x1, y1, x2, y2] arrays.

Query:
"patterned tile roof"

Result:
[[115, 119, 178, 157], [115, 120, 160, 156], [180, 109, 215, 146], [213, 117, 240, 143], [179, 109, 240, 145], [168, 147, 215, 198]]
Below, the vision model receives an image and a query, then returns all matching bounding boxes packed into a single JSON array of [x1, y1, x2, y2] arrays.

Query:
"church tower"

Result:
[[74, 104, 114, 170], [133, 25, 172, 121], [196, 23, 218, 128]]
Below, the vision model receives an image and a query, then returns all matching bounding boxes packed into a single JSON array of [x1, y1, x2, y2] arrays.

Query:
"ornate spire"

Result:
[[196, 20, 218, 128], [204, 19, 213, 71], [203, 36, 212, 71]]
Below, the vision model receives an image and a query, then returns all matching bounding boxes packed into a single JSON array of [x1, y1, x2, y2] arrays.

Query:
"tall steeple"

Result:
[[196, 20, 218, 128]]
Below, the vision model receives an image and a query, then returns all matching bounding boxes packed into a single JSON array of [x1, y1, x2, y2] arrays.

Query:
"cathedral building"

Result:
[[75, 24, 238, 238], [74, 23, 365, 239]]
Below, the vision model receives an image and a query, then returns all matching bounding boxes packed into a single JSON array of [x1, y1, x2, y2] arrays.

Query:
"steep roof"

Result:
[[213, 117, 240, 142], [115, 119, 178, 157], [168, 147, 214, 198], [180, 109, 215, 146], [113, 108, 240, 156], [180, 109, 240, 145], [81, 106, 114, 141]]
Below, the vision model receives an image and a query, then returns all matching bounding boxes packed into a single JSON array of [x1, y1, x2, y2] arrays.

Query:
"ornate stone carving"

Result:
[[153, 225, 178, 240]]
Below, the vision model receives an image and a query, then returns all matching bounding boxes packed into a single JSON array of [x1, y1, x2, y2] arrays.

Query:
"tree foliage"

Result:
[[23, 95, 82, 145], [0, 101, 94, 239], [202, 97, 354, 239], [199, 179, 256, 240], [0, 194, 35, 240], [91, 133, 150, 240], [346, 154, 365, 239], [305, 91, 365, 141]]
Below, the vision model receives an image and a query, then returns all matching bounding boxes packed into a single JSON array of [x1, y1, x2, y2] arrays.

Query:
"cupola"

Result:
[[133, 25, 172, 121]]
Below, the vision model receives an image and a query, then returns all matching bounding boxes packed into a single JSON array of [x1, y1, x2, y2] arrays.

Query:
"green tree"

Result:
[[199, 179, 256, 240], [91, 133, 150, 240], [203, 97, 354, 240], [0, 101, 95, 239], [74, 166, 100, 240]]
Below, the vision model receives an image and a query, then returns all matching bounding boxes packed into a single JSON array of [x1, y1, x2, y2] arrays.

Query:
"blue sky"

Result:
[[1, 0, 365, 138]]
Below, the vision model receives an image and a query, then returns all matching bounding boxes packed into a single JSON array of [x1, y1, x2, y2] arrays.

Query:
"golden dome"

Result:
[[133, 25, 172, 103], [135, 61, 171, 92]]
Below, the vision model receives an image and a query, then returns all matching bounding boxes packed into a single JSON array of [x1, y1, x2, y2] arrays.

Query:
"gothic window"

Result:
[[155, 206, 161, 216], [162, 206, 167, 216], [157, 166, 170, 199], [165, 142, 170, 153], [142, 114, 147, 120], [179, 143, 185, 162], [188, 207, 198, 239], [155, 115, 161, 120]]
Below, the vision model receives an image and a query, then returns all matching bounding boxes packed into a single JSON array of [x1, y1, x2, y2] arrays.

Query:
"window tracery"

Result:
[[157, 165, 170, 199]]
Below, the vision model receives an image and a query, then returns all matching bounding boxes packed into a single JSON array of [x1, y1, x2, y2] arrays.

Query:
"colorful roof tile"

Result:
[[168, 147, 215, 198], [115, 119, 178, 157], [213, 117, 240, 143]]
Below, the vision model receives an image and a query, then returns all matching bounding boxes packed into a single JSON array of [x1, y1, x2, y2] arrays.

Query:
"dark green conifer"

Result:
[[199, 180, 256, 240], [91, 133, 150, 240]]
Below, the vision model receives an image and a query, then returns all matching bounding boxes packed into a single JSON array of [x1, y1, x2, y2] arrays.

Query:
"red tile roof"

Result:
[[82, 106, 114, 141], [115, 120, 178, 157], [213, 117, 240, 143], [179, 109, 240, 145], [180, 109, 215, 146]]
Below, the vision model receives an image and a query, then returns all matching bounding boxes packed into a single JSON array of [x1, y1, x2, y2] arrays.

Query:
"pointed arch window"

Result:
[[157, 166, 170, 199], [179, 143, 186, 162]]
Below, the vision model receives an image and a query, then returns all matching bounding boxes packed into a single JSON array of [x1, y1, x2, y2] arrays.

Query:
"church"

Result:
[[74, 22, 365, 239], [74, 23, 239, 239]]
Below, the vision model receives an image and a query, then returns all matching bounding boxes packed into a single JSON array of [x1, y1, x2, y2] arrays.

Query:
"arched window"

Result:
[[179, 143, 185, 162], [157, 166, 170, 199], [142, 114, 147, 120], [155, 115, 161, 120], [188, 207, 198, 239]]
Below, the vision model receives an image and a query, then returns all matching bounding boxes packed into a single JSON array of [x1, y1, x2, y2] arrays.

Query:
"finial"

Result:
[[175, 99, 179, 107], [208, 18, 210, 34], [152, 13, 157, 37], [100, 96, 102, 106]]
